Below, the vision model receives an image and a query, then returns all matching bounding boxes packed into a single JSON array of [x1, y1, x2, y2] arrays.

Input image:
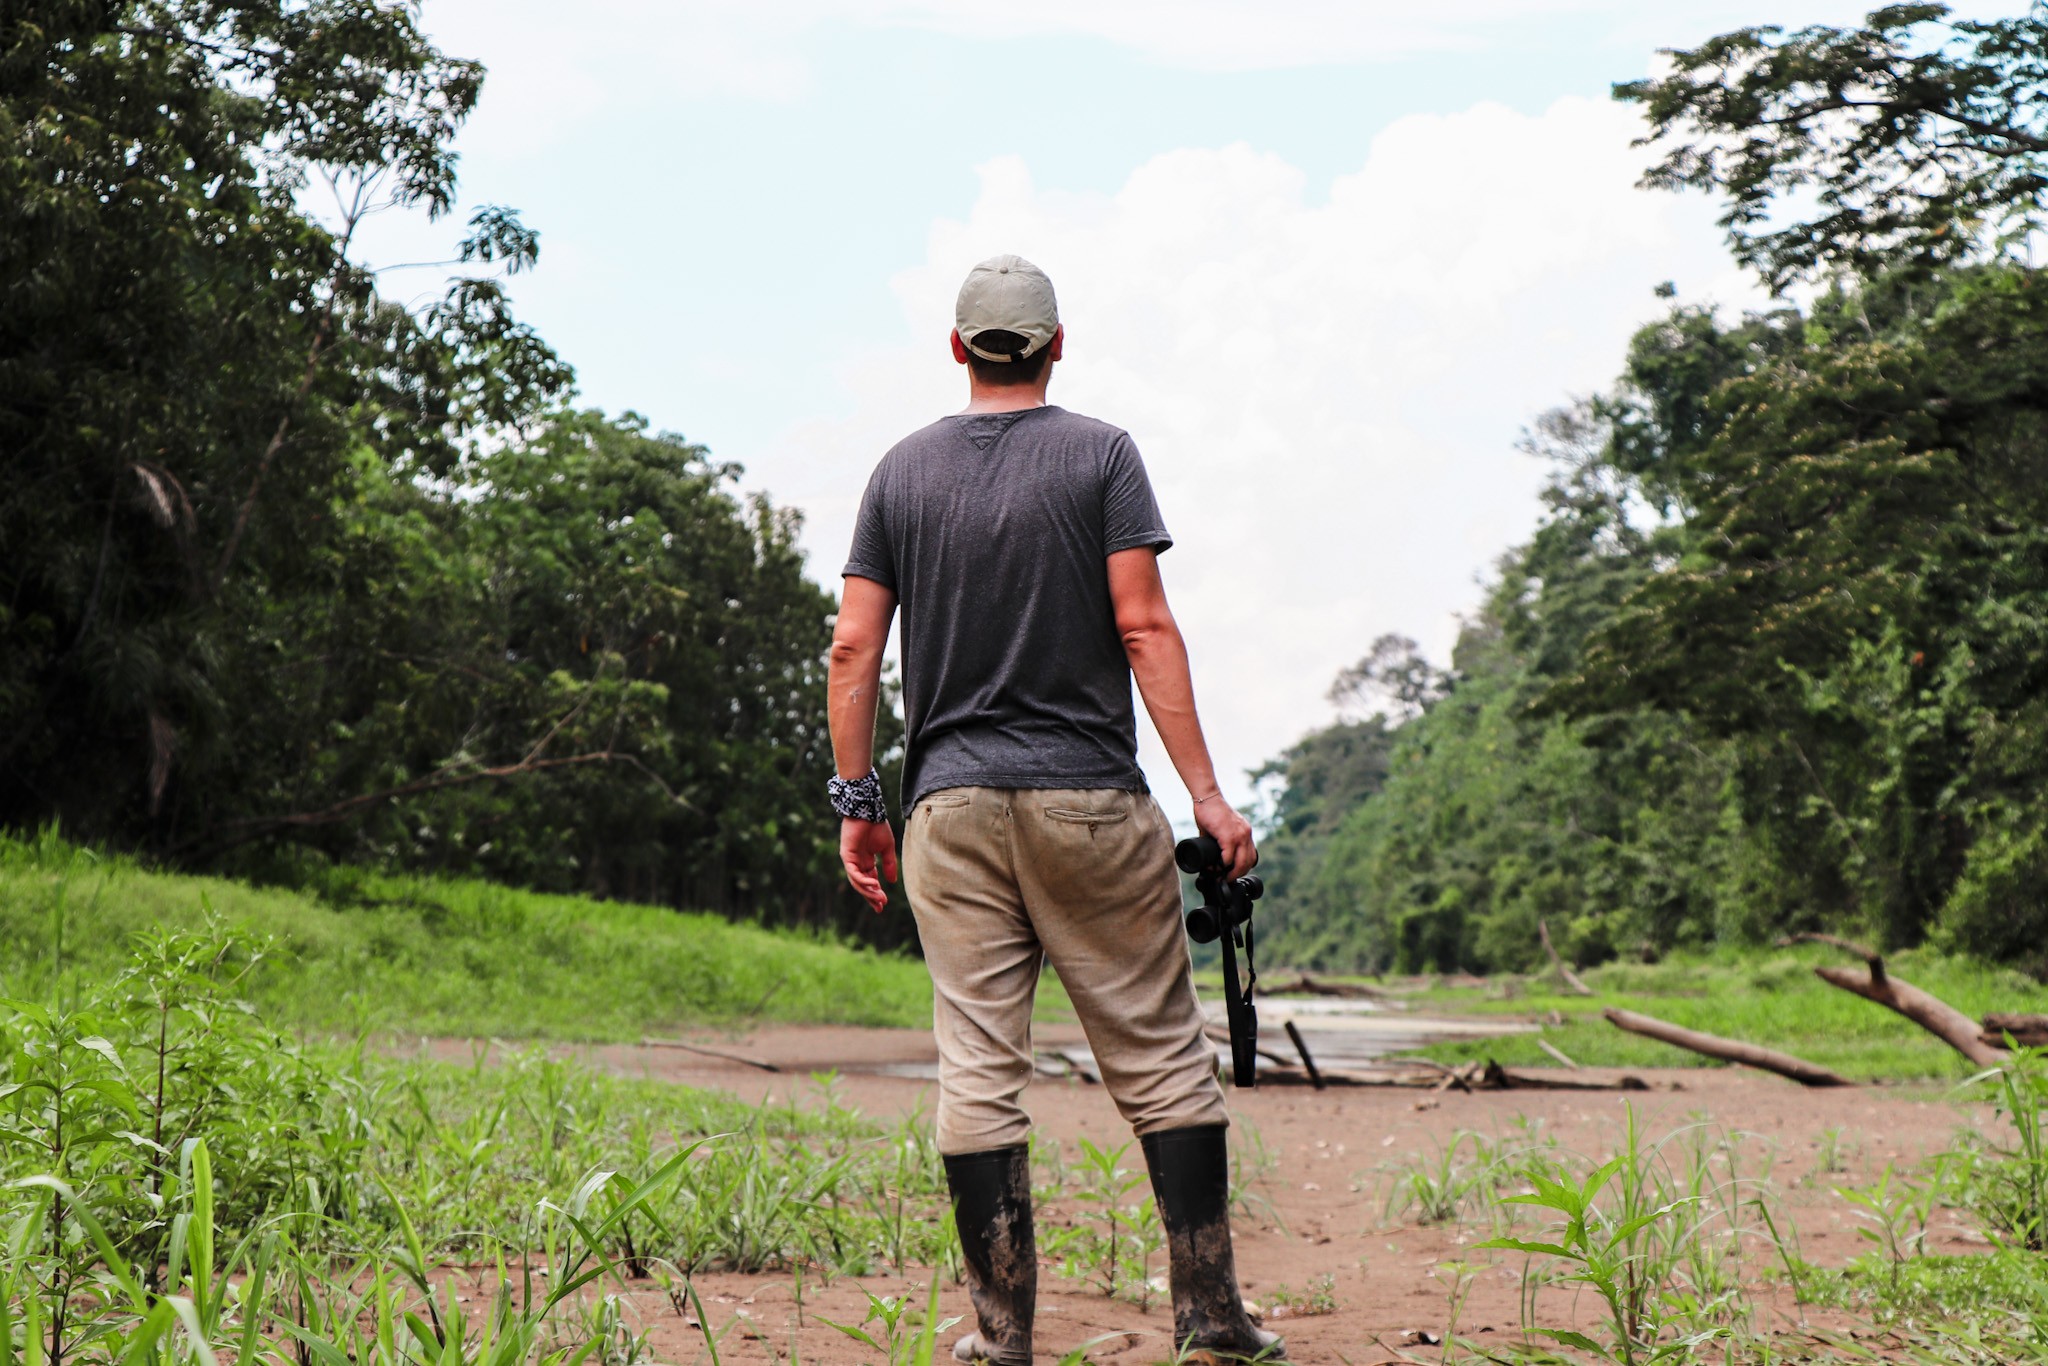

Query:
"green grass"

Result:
[[0, 923, 968, 1366], [1407, 950, 2048, 1079], [13, 892, 2048, 1366], [1251, 949, 2048, 1081], [1368, 1094, 2048, 1364], [1, 828, 934, 1038], [24, 826, 2041, 1082], [0, 920, 1288, 1366]]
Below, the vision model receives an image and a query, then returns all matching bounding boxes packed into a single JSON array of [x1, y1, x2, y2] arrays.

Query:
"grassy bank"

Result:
[[0, 922, 969, 1366], [1390, 949, 2048, 1080], [0, 829, 933, 1038], [12, 922, 2048, 1365]]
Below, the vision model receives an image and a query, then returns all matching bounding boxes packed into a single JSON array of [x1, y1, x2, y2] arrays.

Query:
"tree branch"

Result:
[[1777, 931, 1886, 985], [213, 173, 378, 591], [520, 687, 595, 768], [1792, 937, 2007, 1067], [1930, 107, 2048, 155]]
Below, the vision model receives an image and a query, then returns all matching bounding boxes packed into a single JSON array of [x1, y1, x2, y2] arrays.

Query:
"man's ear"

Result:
[[1048, 325, 1064, 363], [950, 329, 970, 365]]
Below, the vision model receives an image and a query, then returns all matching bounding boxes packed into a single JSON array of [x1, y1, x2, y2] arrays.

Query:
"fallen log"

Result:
[[1539, 919, 1594, 997], [1812, 966, 2008, 1067], [1603, 1007, 1851, 1087], [1537, 1037, 1581, 1070], [1485, 1063, 1653, 1092], [1263, 972, 1391, 1001], [1983, 1012, 2048, 1050], [1235, 1057, 1659, 1091], [1256, 1065, 1448, 1089], [1780, 934, 2008, 1068]]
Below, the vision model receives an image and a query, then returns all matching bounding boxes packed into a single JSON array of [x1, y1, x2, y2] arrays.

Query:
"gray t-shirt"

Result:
[[843, 405, 1171, 807]]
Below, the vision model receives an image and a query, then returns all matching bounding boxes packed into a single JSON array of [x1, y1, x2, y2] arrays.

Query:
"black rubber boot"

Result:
[[1140, 1126, 1285, 1363], [943, 1145, 1035, 1366]]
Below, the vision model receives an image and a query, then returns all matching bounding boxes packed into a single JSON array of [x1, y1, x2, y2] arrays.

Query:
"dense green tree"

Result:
[[185, 409, 905, 941], [2, 4, 892, 940], [1257, 402, 1743, 974], [1553, 268, 2048, 959], [1253, 4, 2048, 976], [2, 0, 563, 825], [1250, 715, 1397, 965]]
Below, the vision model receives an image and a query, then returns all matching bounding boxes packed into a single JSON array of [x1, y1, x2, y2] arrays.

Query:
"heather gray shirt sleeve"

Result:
[[842, 464, 897, 589], [1102, 434, 1172, 556]]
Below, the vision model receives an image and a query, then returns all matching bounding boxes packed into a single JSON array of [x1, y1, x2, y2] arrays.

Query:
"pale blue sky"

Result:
[[402, 3, 1813, 452], [360, 1, 2021, 802]]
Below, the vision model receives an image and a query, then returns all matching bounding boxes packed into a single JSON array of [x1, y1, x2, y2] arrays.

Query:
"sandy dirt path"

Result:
[[425, 1025, 1981, 1364]]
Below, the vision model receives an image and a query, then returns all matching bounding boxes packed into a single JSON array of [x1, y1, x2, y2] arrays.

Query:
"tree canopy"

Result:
[[1622, 3, 2048, 291], [1, 3, 900, 940], [1256, 3, 2048, 977]]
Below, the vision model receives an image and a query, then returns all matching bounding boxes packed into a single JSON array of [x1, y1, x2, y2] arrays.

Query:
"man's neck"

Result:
[[960, 383, 1050, 414]]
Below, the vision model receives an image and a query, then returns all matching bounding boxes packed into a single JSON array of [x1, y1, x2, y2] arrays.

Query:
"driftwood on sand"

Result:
[[1227, 1051, 1657, 1092], [1778, 933, 2007, 1068], [1602, 1006, 1851, 1087], [1030, 1032, 1661, 1092]]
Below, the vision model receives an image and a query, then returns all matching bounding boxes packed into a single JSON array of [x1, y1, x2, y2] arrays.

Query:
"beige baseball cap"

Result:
[[955, 254, 1059, 362]]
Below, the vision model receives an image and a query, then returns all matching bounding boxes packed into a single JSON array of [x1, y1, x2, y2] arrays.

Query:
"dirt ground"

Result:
[[432, 1025, 1989, 1364]]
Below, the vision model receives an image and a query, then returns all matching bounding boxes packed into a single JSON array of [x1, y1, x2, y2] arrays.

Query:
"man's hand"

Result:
[[1195, 800, 1257, 881], [841, 818, 899, 912]]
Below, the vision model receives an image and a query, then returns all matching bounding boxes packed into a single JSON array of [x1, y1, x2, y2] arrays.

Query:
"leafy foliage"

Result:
[[1255, 6, 2048, 974], [0, 4, 890, 936], [1621, 3, 2048, 291], [198, 409, 878, 931], [1038, 1139, 1163, 1308]]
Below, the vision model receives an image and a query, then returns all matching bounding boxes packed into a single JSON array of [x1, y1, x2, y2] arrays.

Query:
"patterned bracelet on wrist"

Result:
[[828, 768, 889, 823]]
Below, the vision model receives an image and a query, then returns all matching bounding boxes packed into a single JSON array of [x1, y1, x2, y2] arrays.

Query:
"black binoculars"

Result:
[[1175, 835, 1261, 1088], [1175, 838, 1263, 944]]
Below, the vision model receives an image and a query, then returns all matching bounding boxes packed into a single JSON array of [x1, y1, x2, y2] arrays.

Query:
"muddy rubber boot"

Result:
[[1141, 1125, 1285, 1363], [943, 1144, 1035, 1366]]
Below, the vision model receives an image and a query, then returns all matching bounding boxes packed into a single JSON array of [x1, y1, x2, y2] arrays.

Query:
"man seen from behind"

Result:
[[826, 255, 1281, 1365]]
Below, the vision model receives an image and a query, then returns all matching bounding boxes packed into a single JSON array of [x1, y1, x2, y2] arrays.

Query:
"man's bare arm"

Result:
[[1107, 546, 1256, 877], [828, 575, 900, 910], [830, 575, 896, 777]]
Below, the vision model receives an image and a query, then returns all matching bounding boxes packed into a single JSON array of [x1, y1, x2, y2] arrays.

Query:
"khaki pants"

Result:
[[902, 786, 1229, 1155]]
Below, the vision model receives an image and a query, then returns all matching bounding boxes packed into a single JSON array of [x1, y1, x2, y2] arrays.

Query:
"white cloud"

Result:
[[762, 95, 1766, 805], [418, 0, 821, 124], [863, 0, 1906, 70], [416, 0, 1938, 112]]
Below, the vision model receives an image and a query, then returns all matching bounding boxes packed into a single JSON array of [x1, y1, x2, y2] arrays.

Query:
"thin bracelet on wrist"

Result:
[[1193, 790, 1223, 805]]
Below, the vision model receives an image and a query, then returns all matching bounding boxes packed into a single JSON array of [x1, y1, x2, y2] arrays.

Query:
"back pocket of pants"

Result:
[[1044, 806, 1129, 830]]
